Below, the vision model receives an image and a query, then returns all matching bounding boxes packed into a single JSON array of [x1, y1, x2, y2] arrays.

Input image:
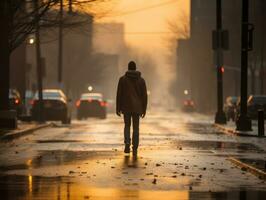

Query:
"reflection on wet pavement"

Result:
[[0, 175, 266, 200]]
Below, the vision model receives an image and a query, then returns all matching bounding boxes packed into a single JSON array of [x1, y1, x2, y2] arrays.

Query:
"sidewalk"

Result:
[[214, 120, 266, 137], [0, 121, 51, 140], [213, 120, 266, 180]]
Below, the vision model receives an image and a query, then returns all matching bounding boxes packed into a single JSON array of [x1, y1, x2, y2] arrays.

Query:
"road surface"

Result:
[[0, 111, 265, 200]]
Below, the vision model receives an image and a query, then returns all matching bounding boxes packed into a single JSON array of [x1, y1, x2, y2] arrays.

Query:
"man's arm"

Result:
[[142, 79, 148, 117], [116, 77, 122, 116]]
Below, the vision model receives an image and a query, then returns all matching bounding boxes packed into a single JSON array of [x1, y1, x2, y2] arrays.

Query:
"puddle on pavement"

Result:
[[0, 175, 265, 200], [0, 150, 120, 171], [174, 140, 264, 153]]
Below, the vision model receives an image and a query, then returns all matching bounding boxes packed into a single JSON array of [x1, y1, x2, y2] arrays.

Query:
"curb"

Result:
[[0, 123, 52, 140], [213, 123, 265, 137], [228, 157, 266, 180]]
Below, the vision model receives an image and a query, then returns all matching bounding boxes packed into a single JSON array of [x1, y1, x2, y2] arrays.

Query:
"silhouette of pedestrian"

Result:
[[116, 61, 148, 156]]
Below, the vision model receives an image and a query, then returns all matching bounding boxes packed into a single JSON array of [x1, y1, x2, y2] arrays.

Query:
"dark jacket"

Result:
[[116, 70, 147, 115]]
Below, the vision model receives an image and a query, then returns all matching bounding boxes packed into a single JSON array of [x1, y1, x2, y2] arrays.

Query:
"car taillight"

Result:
[[184, 101, 188, 106], [88, 99, 92, 103], [30, 100, 35, 105], [15, 99, 19, 104], [190, 101, 194, 106], [100, 101, 107, 107], [76, 100, 81, 107]]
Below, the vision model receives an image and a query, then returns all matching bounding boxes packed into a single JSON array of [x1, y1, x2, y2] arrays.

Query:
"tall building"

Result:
[[92, 23, 127, 73], [176, 0, 266, 112], [91, 23, 127, 100]]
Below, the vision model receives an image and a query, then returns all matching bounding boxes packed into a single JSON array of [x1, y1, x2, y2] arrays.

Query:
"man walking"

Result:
[[116, 61, 148, 155]]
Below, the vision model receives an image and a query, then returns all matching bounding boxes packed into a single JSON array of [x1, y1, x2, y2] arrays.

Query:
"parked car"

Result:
[[76, 93, 107, 119], [31, 89, 71, 124], [182, 99, 195, 112], [224, 96, 238, 121], [247, 95, 266, 119], [9, 89, 23, 116]]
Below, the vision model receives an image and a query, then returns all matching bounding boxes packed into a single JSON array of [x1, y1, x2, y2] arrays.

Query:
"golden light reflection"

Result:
[[26, 159, 32, 167], [58, 185, 189, 200], [28, 175, 33, 194]]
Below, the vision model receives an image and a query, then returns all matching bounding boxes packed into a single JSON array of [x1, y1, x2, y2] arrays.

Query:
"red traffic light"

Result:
[[220, 67, 225, 73]]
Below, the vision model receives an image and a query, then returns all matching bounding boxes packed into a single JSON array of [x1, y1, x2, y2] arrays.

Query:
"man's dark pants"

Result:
[[123, 113, 140, 150]]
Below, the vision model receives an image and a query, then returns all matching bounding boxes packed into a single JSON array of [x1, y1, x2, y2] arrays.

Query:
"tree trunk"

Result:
[[0, 1, 10, 111], [69, 0, 73, 13], [58, 0, 63, 85]]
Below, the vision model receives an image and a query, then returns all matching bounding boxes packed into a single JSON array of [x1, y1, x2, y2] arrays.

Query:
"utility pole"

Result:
[[34, 0, 44, 123], [214, 0, 227, 124], [236, 0, 252, 131], [58, 0, 63, 86]]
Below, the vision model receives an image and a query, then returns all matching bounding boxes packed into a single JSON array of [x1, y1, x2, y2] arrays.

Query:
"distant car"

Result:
[[31, 89, 71, 124], [247, 95, 266, 119], [182, 99, 195, 112], [224, 96, 238, 121], [9, 89, 23, 116], [76, 93, 107, 119]]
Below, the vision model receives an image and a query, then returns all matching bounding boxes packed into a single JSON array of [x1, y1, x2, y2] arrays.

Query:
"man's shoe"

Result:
[[124, 144, 130, 153]]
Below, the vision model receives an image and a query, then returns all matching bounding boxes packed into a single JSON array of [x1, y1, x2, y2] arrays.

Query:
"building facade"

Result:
[[176, 0, 266, 112]]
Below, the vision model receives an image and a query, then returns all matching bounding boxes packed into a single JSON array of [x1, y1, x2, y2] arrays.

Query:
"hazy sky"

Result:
[[96, 0, 190, 107], [98, 0, 190, 49]]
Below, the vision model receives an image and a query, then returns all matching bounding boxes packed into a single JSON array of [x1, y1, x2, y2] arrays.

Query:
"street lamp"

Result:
[[184, 90, 189, 96], [28, 38, 35, 45], [88, 86, 93, 92]]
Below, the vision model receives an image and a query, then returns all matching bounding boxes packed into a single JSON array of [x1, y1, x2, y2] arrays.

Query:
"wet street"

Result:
[[0, 111, 266, 200]]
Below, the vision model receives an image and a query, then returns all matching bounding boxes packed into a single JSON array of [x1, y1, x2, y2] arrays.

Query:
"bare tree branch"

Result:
[[9, 0, 116, 52], [167, 12, 190, 39]]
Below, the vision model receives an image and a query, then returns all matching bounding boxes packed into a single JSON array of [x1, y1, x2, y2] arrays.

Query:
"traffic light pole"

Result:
[[215, 0, 227, 124], [236, 0, 252, 131]]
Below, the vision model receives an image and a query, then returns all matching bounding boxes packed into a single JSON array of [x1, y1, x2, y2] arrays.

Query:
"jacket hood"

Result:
[[125, 70, 141, 79]]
